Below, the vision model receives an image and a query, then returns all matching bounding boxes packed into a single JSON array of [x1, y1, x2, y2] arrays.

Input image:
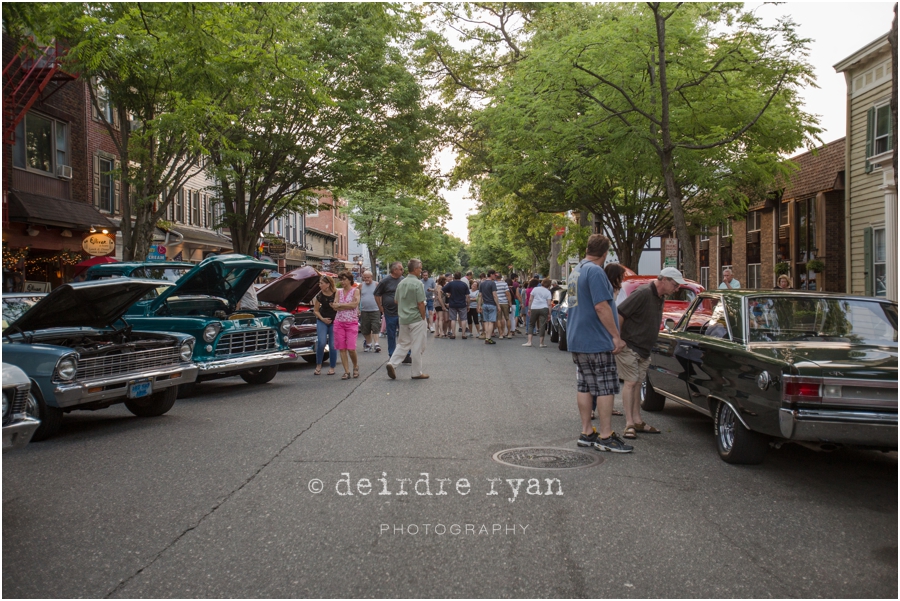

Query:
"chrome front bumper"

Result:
[[53, 364, 199, 408], [288, 335, 318, 356], [779, 408, 898, 448], [3, 417, 40, 450], [196, 349, 297, 375]]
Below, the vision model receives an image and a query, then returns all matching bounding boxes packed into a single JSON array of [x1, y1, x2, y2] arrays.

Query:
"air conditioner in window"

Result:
[[56, 165, 73, 179]]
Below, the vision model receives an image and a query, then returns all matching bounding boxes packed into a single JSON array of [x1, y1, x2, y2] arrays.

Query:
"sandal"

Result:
[[341, 373, 351, 380], [314, 367, 322, 376], [634, 422, 661, 434], [327, 369, 336, 376], [623, 426, 637, 439], [612, 409, 623, 416], [353, 366, 360, 379]]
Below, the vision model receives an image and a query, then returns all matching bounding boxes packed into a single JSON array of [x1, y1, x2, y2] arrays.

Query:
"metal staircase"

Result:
[[2, 40, 76, 145]]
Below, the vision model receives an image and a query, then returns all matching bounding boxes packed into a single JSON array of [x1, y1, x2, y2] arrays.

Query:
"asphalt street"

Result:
[[3, 332, 897, 598]]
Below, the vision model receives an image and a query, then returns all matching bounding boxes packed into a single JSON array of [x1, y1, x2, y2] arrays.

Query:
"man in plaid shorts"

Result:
[[566, 234, 632, 453]]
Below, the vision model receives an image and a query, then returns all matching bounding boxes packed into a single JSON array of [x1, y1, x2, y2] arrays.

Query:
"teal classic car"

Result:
[[95, 255, 296, 391], [643, 290, 897, 464], [2, 280, 199, 440], [85, 261, 196, 283]]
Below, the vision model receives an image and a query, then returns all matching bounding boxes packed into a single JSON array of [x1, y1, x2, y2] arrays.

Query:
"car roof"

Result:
[[701, 289, 897, 304]]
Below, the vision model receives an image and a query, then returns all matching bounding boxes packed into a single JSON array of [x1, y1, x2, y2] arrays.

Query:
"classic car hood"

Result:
[[256, 266, 321, 312], [751, 343, 898, 382], [2, 279, 163, 334], [150, 254, 269, 310]]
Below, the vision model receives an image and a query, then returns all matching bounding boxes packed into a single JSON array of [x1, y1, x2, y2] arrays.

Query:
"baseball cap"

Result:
[[659, 267, 687, 285]]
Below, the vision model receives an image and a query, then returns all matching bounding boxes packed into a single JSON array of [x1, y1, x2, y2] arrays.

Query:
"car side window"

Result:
[[698, 299, 731, 341]]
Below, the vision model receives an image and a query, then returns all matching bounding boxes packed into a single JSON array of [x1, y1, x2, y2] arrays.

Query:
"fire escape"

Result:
[[2, 40, 77, 227]]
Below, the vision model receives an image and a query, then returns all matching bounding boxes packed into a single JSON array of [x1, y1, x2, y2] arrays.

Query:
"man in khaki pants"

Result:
[[615, 267, 685, 440], [386, 258, 429, 380]]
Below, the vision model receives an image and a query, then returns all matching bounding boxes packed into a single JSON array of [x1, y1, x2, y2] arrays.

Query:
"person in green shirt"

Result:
[[386, 258, 429, 380]]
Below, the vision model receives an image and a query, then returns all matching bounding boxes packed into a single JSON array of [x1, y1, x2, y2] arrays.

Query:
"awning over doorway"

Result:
[[7, 191, 116, 231]]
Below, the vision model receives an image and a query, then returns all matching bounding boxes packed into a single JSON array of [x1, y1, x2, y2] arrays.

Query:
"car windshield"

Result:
[[1, 295, 45, 329], [666, 287, 697, 303], [748, 296, 898, 346], [141, 267, 191, 282]]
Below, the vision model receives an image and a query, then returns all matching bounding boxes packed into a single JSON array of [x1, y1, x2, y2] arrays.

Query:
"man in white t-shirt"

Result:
[[718, 268, 741, 289], [522, 278, 553, 347]]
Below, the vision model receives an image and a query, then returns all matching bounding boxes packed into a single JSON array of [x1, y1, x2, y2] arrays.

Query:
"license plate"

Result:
[[128, 379, 153, 399]]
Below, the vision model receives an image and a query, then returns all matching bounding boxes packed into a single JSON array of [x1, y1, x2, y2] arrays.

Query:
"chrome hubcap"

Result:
[[718, 404, 735, 452]]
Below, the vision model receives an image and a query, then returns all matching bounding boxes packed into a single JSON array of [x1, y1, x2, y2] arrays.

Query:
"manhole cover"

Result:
[[492, 447, 603, 470]]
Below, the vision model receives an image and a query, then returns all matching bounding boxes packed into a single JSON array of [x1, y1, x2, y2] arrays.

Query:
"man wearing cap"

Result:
[[615, 266, 686, 440]]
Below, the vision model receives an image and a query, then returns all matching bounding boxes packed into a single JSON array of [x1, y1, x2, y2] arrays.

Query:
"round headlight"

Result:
[[179, 341, 194, 361], [280, 317, 294, 334], [56, 357, 77, 381], [2, 392, 9, 418], [203, 323, 221, 342]]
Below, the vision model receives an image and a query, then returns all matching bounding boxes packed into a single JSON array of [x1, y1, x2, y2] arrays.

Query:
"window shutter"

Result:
[[92, 154, 101, 208], [112, 106, 121, 131], [865, 107, 875, 173], [864, 226, 874, 296], [113, 160, 121, 213], [90, 78, 99, 121]]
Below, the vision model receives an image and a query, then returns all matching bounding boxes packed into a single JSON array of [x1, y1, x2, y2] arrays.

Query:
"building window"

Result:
[[874, 227, 886, 297], [699, 225, 709, 242], [204, 195, 213, 229], [720, 220, 732, 238], [747, 264, 761, 289], [96, 83, 115, 123], [192, 191, 200, 226], [873, 103, 892, 156], [308, 203, 318, 218], [98, 157, 115, 213], [747, 211, 761, 232], [175, 189, 184, 223], [700, 266, 709, 290], [13, 112, 68, 174]]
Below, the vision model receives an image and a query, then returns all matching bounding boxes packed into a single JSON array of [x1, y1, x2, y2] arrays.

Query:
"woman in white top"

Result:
[[523, 278, 553, 348]]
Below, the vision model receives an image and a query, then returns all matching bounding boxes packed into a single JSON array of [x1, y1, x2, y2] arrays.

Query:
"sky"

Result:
[[438, 1, 897, 243]]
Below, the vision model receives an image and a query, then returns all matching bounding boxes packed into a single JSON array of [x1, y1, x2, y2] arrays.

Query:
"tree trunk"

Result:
[[548, 233, 562, 280]]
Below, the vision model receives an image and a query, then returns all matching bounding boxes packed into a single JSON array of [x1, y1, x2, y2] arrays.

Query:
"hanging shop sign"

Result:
[[147, 244, 167, 262], [82, 233, 116, 257]]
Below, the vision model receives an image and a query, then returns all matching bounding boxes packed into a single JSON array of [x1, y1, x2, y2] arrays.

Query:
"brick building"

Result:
[[303, 190, 347, 272], [3, 37, 116, 291], [683, 138, 846, 292]]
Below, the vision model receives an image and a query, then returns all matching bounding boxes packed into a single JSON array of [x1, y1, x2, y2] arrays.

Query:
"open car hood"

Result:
[[3, 279, 163, 334], [256, 266, 323, 312], [150, 254, 269, 310]]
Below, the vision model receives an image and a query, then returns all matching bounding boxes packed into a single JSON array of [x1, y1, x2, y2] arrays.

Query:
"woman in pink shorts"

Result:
[[333, 270, 361, 379]]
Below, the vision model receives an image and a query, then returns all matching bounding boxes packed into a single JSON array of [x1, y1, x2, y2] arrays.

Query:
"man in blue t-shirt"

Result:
[[566, 234, 632, 454]]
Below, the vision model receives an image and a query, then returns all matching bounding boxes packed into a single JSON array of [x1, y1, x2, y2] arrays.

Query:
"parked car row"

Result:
[[2, 254, 304, 443]]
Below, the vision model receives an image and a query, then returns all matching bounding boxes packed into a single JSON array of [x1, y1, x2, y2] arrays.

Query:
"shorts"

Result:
[[481, 304, 497, 323], [467, 307, 480, 325], [614, 346, 651, 383], [447, 306, 466, 322], [435, 306, 444, 313], [333, 319, 359, 350], [572, 352, 620, 397], [359, 310, 381, 336], [498, 303, 510, 320], [426, 299, 434, 311]]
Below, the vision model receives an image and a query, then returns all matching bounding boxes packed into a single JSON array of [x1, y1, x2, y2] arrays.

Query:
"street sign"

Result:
[[663, 237, 678, 269]]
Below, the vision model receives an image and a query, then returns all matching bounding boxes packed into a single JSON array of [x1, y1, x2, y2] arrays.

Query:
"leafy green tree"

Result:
[[343, 182, 450, 275], [34, 2, 239, 260], [560, 2, 820, 278], [210, 3, 440, 255]]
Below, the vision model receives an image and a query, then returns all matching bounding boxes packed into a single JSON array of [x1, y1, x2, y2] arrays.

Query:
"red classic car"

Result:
[[616, 274, 705, 330]]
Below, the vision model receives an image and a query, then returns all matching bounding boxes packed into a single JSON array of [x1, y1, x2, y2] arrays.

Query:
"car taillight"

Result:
[[783, 377, 823, 402]]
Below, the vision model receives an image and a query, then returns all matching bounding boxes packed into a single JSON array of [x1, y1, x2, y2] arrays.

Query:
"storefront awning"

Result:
[[7, 191, 116, 231], [165, 225, 232, 249]]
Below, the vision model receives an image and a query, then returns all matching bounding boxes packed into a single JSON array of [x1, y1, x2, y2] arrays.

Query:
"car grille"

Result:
[[3, 385, 30, 426], [216, 329, 277, 357], [76, 346, 183, 381]]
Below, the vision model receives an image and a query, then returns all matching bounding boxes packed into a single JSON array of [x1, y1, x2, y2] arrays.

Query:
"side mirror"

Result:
[[664, 318, 676, 332]]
